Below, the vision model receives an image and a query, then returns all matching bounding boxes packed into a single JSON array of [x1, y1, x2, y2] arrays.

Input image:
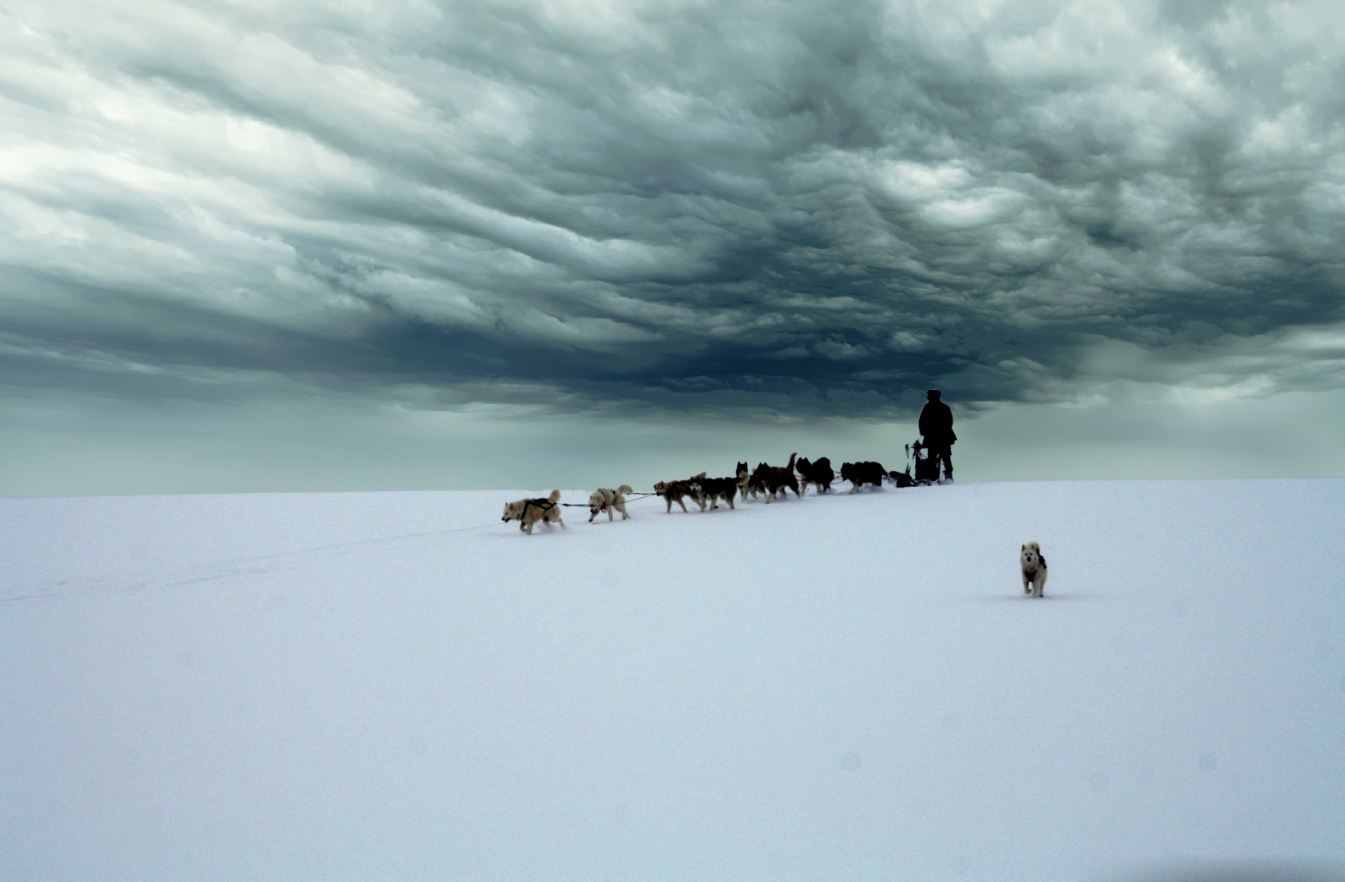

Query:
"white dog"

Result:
[[1020, 542, 1048, 598], [588, 484, 634, 522]]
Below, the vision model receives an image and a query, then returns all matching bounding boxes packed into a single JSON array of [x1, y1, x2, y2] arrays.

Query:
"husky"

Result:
[[1021, 542, 1048, 598], [735, 461, 753, 501], [751, 453, 800, 503], [502, 490, 565, 534], [795, 455, 835, 495], [654, 477, 705, 513], [588, 484, 634, 522], [840, 461, 886, 492], [887, 469, 916, 488], [690, 473, 737, 511]]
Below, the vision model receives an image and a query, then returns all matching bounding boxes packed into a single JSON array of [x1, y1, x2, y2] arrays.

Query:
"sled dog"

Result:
[[502, 490, 565, 534], [751, 453, 800, 503], [735, 462, 753, 501], [840, 461, 887, 492], [690, 474, 737, 510], [654, 477, 705, 513], [795, 455, 835, 495], [888, 469, 916, 488], [588, 484, 634, 522], [1021, 542, 1048, 598]]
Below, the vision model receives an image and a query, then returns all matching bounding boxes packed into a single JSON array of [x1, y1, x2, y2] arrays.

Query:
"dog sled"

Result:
[[902, 439, 946, 486]]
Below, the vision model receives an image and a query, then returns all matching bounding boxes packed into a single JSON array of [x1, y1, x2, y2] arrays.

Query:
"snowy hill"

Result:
[[3, 480, 1343, 881]]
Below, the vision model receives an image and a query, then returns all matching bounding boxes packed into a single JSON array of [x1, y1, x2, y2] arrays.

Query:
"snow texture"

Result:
[[3, 480, 1344, 881]]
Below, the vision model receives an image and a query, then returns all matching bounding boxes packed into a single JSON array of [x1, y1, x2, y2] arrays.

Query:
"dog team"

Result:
[[501, 451, 888, 531], [501, 450, 934, 528], [501, 453, 1050, 598]]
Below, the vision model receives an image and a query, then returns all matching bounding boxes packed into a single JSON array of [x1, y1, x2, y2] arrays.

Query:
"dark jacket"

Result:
[[919, 390, 956, 446]]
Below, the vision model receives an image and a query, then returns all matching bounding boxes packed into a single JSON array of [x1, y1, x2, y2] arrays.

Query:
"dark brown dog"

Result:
[[654, 477, 706, 513], [751, 453, 800, 503]]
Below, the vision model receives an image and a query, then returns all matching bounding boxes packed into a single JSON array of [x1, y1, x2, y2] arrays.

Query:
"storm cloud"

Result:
[[2, 0, 1344, 492]]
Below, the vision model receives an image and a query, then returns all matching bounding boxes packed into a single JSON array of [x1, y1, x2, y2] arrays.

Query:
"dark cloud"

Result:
[[3, 0, 1344, 435]]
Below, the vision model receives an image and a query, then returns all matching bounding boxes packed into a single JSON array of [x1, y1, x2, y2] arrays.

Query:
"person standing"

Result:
[[918, 388, 956, 482]]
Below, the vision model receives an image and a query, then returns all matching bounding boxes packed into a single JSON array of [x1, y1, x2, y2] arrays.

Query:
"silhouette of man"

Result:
[[918, 388, 956, 482]]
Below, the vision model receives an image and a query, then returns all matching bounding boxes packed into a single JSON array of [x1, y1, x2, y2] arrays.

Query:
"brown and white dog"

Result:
[[1020, 542, 1048, 598], [735, 461, 753, 501], [588, 484, 634, 522], [654, 477, 705, 513], [502, 490, 565, 534]]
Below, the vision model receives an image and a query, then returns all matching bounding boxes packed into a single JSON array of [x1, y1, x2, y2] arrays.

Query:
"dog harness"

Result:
[[523, 498, 556, 515]]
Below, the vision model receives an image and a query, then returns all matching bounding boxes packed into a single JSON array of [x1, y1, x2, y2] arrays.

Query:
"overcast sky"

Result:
[[2, 0, 1344, 496]]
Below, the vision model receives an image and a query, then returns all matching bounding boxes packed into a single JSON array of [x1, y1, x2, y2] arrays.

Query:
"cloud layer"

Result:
[[3, 0, 1344, 432]]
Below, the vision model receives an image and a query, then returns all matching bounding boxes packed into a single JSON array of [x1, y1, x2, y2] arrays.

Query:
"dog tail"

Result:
[[548, 489, 561, 503], [618, 484, 633, 495], [787, 452, 798, 470]]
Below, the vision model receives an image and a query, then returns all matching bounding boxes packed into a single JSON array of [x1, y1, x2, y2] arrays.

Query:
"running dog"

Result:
[[735, 462, 753, 501], [840, 461, 887, 492], [501, 489, 565, 534], [795, 455, 835, 495], [751, 453, 800, 503], [690, 474, 737, 511], [1021, 542, 1048, 598], [588, 484, 634, 522], [654, 477, 705, 513]]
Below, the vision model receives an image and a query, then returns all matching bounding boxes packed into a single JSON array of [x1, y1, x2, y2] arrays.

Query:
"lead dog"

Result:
[[1021, 542, 1048, 598], [588, 484, 634, 522], [502, 489, 565, 534]]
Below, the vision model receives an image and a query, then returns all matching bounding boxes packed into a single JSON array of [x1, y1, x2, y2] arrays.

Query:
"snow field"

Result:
[[2, 479, 1343, 881]]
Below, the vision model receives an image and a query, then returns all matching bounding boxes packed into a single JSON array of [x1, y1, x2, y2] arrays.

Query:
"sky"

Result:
[[2, 0, 1344, 496]]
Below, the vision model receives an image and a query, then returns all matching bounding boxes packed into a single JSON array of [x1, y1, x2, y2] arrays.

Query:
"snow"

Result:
[[2, 479, 1343, 881]]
